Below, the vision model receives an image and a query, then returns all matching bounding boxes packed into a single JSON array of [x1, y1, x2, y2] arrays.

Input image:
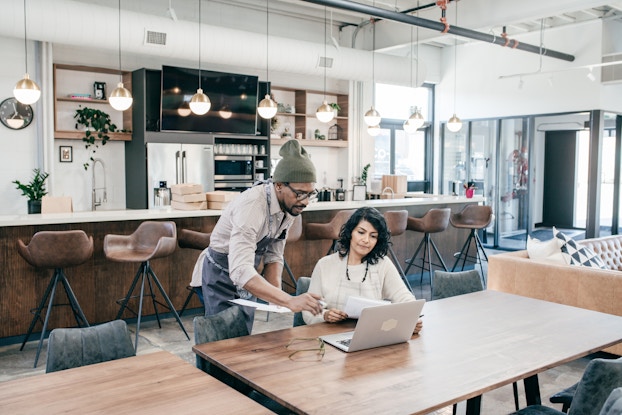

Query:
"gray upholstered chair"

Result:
[[599, 387, 622, 415], [512, 357, 622, 415], [45, 320, 135, 373], [431, 269, 484, 301], [193, 306, 249, 373], [549, 382, 578, 413], [193, 306, 292, 415], [293, 276, 311, 327]]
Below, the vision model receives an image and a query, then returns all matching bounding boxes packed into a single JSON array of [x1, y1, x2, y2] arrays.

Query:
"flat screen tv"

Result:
[[161, 65, 259, 135]]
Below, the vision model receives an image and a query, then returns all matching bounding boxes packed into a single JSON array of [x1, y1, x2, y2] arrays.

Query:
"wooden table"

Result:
[[0, 351, 272, 414], [193, 290, 622, 415]]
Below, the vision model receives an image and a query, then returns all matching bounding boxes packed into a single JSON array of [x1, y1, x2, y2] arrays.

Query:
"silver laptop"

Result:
[[320, 299, 425, 353]]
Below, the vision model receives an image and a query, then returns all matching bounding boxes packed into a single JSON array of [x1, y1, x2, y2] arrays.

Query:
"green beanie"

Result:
[[273, 140, 317, 183]]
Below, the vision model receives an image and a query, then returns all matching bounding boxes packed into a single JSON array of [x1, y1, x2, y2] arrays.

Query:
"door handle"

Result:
[[175, 150, 181, 184], [181, 150, 187, 183]]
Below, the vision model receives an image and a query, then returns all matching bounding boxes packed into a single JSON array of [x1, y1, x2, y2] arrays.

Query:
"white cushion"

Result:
[[527, 236, 560, 260]]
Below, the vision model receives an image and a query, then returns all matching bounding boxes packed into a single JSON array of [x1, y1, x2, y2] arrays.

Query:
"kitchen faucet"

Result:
[[381, 186, 395, 199], [91, 158, 107, 211]]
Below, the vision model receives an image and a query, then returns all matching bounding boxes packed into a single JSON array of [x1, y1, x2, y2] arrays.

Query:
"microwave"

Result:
[[214, 155, 253, 180]]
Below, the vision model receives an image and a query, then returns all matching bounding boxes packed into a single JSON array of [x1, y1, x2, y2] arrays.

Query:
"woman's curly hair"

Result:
[[337, 207, 391, 265]]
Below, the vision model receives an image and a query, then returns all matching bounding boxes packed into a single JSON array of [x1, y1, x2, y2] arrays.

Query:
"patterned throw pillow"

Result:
[[553, 227, 607, 269]]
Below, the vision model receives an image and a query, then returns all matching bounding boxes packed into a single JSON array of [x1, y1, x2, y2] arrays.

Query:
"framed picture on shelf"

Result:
[[59, 146, 73, 162], [352, 184, 366, 201]]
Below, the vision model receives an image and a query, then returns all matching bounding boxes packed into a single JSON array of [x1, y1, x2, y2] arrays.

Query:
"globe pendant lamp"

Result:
[[258, 0, 277, 120], [316, 7, 334, 124], [364, 106, 381, 127], [404, 107, 424, 133], [109, 0, 133, 111], [446, 1, 462, 132], [447, 114, 463, 132], [190, 0, 211, 115], [14, 0, 40, 105]]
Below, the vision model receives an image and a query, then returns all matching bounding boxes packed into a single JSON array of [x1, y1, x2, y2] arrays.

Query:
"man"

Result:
[[194, 139, 324, 331]]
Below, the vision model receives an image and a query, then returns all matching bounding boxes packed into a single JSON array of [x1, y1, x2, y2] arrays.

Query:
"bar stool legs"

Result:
[[20, 268, 89, 367], [449, 205, 493, 285], [404, 233, 448, 285], [116, 260, 190, 351], [403, 208, 451, 287]]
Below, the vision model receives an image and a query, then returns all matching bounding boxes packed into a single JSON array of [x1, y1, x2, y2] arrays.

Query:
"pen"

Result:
[[319, 300, 327, 309], [419, 314, 424, 318]]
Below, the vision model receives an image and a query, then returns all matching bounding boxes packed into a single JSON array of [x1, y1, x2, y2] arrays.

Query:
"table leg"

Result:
[[465, 395, 482, 415], [524, 374, 541, 405]]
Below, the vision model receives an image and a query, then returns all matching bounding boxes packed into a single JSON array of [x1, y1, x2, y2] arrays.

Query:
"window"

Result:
[[373, 83, 433, 192]]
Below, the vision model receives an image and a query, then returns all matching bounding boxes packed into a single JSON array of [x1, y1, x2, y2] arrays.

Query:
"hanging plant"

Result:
[[74, 107, 118, 170]]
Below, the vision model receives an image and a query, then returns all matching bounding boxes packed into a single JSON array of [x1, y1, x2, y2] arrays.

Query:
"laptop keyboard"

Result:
[[337, 338, 351, 347]]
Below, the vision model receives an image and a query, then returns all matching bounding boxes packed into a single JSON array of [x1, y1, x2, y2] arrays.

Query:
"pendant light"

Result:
[[446, 1, 462, 133], [13, 0, 40, 105], [108, 0, 133, 111], [404, 6, 424, 134], [316, 7, 334, 124], [257, 0, 277, 119], [364, 14, 381, 128], [189, 0, 211, 115]]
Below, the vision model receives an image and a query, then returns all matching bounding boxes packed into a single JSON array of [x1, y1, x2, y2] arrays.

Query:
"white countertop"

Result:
[[0, 195, 483, 227]]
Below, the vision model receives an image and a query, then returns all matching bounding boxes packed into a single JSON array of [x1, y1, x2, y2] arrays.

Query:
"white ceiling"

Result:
[[72, 0, 622, 55]]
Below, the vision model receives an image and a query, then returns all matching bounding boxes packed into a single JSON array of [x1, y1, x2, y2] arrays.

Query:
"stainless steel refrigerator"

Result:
[[146, 143, 215, 208]]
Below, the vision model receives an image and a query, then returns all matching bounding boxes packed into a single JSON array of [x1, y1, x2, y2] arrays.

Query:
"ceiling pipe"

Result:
[[301, 0, 575, 62]]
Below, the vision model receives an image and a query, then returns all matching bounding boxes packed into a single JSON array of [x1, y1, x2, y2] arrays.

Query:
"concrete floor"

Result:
[[0, 290, 600, 415]]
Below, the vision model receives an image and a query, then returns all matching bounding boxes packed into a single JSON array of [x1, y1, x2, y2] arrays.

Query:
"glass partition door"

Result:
[[497, 118, 529, 249]]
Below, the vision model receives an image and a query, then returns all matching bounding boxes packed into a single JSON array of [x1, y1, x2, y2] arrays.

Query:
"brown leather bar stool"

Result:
[[404, 208, 450, 285], [305, 209, 355, 256], [177, 229, 211, 316], [450, 205, 493, 282], [383, 210, 414, 293], [283, 215, 303, 292], [17, 230, 93, 367], [104, 221, 189, 351]]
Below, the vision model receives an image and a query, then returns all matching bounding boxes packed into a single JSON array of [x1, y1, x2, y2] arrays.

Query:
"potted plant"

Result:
[[361, 163, 371, 186], [13, 168, 49, 214], [329, 102, 341, 117], [74, 107, 118, 170]]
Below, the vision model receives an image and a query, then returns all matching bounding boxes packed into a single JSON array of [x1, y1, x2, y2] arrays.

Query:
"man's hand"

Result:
[[287, 292, 323, 315]]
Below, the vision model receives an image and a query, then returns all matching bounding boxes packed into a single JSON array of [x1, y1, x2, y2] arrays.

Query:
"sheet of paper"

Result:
[[229, 298, 292, 313], [343, 296, 390, 319]]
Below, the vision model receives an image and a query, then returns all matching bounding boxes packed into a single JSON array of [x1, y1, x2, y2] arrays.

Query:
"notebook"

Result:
[[320, 299, 425, 352]]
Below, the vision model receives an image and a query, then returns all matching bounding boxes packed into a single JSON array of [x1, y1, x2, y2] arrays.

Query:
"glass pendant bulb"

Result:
[[14, 73, 41, 105], [364, 106, 381, 126], [316, 100, 334, 123], [367, 124, 381, 136], [109, 82, 133, 111], [404, 109, 424, 133], [258, 94, 277, 119], [189, 88, 211, 115], [447, 114, 463, 132]]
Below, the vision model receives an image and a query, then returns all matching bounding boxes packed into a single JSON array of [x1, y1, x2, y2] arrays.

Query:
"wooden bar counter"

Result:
[[0, 195, 482, 342]]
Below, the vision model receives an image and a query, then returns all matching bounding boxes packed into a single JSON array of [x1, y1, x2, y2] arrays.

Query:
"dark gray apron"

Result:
[[201, 182, 286, 333]]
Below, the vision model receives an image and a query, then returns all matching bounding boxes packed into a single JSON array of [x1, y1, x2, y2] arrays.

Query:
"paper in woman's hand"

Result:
[[343, 296, 390, 319]]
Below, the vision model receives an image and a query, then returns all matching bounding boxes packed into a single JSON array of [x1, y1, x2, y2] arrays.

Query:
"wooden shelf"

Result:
[[271, 86, 349, 147], [57, 97, 111, 104], [54, 130, 132, 141], [53, 64, 132, 140], [271, 139, 347, 148]]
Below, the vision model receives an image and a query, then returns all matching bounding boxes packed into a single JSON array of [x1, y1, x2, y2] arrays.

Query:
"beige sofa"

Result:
[[488, 234, 622, 355]]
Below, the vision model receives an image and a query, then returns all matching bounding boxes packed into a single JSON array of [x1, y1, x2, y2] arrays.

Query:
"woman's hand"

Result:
[[413, 318, 423, 334], [323, 308, 348, 323]]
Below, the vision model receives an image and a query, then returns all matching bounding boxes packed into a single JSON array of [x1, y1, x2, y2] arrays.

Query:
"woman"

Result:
[[302, 207, 423, 333]]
